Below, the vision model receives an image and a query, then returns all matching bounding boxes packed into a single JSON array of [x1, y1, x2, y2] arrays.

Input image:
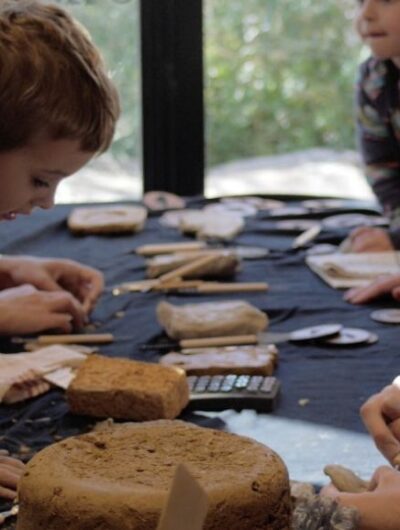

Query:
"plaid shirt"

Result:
[[357, 57, 400, 247]]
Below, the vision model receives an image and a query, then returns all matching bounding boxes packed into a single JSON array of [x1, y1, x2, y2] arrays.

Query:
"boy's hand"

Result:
[[0, 257, 104, 313], [344, 274, 400, 304], [321, 466, 400, 530], [0, 284, 86, 335], [360, 383, 400, 465], [344, 227, 394, 253], [0, 451, 25, 501]]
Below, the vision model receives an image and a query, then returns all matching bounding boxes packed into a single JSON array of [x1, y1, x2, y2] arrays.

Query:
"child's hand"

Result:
[[0, 284, 86, 335], [344, 274, 400, 304], [0, 451, 25, 501], [321, 466, 400, 530], [345, 227, 394, 253], [360, 382, 400, 464], [0, 257, 104, 313]]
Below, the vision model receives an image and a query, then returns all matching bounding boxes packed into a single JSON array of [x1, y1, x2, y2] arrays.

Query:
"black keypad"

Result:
[[185, 374, 280, 413]]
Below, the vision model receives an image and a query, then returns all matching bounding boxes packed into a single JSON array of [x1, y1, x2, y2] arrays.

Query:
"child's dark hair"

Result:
[[0, 0, 120, 153]]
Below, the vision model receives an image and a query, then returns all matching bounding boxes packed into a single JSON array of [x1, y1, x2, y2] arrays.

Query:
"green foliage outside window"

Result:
[[50, 0, 140, 163], [205, 0, 364, 166], [49, 1, 364, 169]]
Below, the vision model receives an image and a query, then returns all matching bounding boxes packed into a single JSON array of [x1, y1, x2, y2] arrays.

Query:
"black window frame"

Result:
[[140, 0, 204, 196]]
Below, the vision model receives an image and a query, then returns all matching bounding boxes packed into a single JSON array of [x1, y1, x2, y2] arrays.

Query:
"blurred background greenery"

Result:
[[53, 0, 364, 168], [204, 0, 364, 168], [49, 1, 368, 200]]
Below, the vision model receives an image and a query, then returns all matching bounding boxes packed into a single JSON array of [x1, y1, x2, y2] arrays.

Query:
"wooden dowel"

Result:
[[158, 254, 220, 284], [197, 282, 268, 294], [292, 224, 321, 249], [179, 335, 258, 349], [154, 280, 204, 291], [37, 333, 114, 345], [136, 242, 207, 257]]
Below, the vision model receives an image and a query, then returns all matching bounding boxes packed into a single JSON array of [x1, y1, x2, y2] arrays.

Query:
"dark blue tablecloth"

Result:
[[0, 196, 398, 522]]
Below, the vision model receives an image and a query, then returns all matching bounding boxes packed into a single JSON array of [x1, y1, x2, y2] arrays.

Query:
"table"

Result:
[[0, 196, 397, 522]]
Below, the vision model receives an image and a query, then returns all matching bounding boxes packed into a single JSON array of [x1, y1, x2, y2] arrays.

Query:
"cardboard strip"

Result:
[[156, 464, 208, 530]]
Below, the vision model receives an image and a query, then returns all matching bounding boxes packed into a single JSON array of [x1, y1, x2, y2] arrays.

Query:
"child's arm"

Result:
[[0, 284, 86, 335], [344, 273, 400, 305], [0, 257, 104, 313], [343, 227, 394, 253], [359, 380, 400, 465], [321, 466, 400, 530]]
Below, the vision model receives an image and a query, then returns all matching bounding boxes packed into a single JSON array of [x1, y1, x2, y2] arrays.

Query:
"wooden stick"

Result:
[[113, 280, 158, 295], [197, 282, 268, 294], [36, 333, 114, 345], [179, 334, 258, 349], [158, 254, 220, 284], [154, 280, 204, 291], [136, 242, 207, 257], [292, 224, 321, 249]]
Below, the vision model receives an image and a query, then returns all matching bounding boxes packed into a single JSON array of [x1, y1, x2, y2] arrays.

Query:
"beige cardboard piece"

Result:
[[156, 464, 209, 530], [306, 251, 400, 289]]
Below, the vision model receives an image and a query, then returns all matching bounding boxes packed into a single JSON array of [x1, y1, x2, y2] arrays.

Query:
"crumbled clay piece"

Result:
[[324, 464, 369, 493], [292, 494, 359, 530]]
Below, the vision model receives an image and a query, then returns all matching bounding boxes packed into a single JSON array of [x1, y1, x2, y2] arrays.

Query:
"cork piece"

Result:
[[17, 420, 292, 530], [160, 344, 278, 376], [67, 355, 189, 421], [157, 300, 269, 340], [68, 205, 147, 234]]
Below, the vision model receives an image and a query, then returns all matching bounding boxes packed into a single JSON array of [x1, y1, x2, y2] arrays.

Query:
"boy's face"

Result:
[[0, 135, 94, 220], [356, 0, 400, 63]]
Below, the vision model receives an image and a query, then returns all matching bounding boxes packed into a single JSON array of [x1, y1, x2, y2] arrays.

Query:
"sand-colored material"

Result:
[[67, 355, 189, 420], [147, 251, 239, 279], [17, 420, 292, 530], [157, 300, 268, 340], [160, 344, 278, 376], [68, 205, 147, 234]]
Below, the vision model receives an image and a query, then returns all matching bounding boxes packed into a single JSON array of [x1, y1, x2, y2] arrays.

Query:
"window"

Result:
[[49, 0, 141, 203], [204, 0, 372, 199]]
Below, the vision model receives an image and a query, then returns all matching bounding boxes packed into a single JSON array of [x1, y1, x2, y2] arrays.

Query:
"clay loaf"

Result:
[[146, 250, 239, 278], [157, 300, 268, 340], [67, 355, 189, 420], [17, 420, 292, 530], [67, 205, 147, 234], [179, 210, 244, 240], [160, 344, 278, 376]]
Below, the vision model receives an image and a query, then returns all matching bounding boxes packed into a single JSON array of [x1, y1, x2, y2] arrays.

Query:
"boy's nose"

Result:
[[36, 192, 55, 210], [360, 0, 377, 20]]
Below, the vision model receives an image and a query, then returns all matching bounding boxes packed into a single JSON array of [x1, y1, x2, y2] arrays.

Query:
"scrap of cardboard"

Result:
[[156, 464, 209, 530]]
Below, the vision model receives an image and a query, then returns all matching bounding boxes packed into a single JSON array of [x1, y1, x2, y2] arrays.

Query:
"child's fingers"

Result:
[[0, 484, 17, 500], [0, 457, 25, 472], [0, 467, 22, 489]]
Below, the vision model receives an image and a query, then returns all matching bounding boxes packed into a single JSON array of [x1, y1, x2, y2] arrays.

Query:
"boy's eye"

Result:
[[32, 177, 50, 189]]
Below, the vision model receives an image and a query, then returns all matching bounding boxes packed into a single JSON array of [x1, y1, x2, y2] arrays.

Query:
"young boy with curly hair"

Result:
[[0, 0, 120, 501]]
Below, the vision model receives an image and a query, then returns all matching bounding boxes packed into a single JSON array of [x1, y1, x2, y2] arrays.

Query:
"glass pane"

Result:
[[43, 0, 141, 203], [204, 0, 372, 199]]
